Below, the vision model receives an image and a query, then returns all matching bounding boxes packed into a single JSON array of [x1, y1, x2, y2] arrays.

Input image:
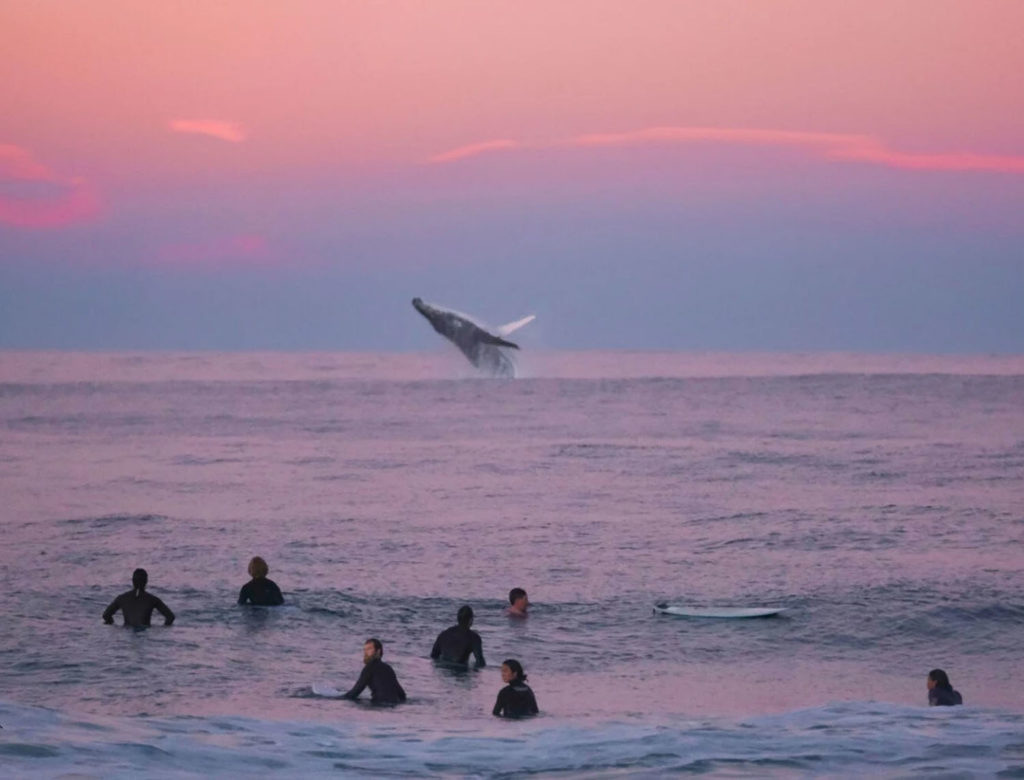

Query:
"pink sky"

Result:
[[3, 1, 1023, 191], [1, 1, 1023, 352]]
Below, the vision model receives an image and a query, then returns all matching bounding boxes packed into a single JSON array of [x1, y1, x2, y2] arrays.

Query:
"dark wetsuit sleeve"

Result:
[[396, 678, 407, 702], [343, 665, 372, 700], [268, 581, 284, 606], [472, 633, 485, 667], [526, 687, 539, 715], [238, 583, 252, 605], [102, 594, 122, 624], [153, 597, 175, 625], [492, 687, 507, 717], [430, 633, 442, 660]]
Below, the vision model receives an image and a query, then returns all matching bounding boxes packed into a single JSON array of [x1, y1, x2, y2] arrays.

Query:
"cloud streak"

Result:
[[0, 144, 101, 228], [169, 119, 247, 143], [429, 126, 1024, 175], [428, 139, 522, 164]]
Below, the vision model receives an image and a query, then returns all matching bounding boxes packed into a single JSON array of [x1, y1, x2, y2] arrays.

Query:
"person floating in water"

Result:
[[493, 658, 539, 718], [342, 638, 407, 704], [506, 588, 529, 618], [431, 605, 486, 667], [237, 556, 284, 606], [927, 668, 963, 706], [102, 568, 175, 627]]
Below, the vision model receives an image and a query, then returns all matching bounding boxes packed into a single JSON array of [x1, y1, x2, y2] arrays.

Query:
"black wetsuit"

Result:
[[929, 687, 963, 706], [493, 682, 539, 718], [343, 658, 406, 704], [102, 590, 175, 627], [430, 625, 485, 666], [238, 577, 284, 606]]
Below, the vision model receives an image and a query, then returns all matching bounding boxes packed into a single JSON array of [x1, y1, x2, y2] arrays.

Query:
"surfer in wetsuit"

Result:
[[927, 668, 963, 706], [493, 658, 539, 718], [431, 605, 485, 667], [342, 638, 407, 705], [506, 588, 529, 618], [102, 568, 175, 627], [237, 556, 284, 606]]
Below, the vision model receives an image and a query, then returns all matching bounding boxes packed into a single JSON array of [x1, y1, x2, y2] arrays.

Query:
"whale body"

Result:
[[412, 298, 534, 377]]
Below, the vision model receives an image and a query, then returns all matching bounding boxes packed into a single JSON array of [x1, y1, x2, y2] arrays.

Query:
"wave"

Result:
[[1, 699, 1021, 777], [60, 513, 168, 528]]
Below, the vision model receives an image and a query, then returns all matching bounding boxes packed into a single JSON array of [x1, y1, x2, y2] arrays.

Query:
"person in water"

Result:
[[102, 568, 175, 627], [927, 668, 963, 706], [237, 556, 284, 606], [342, 638, 407, 704], [493, 658, 539, 718], [506, 588, 530, 618], [431, 605, 486, 667]]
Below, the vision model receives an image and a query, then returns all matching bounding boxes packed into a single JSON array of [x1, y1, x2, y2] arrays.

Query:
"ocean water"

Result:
[[1, 350, 1023, 777]]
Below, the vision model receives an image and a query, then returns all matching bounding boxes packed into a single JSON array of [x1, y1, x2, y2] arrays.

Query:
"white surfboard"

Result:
[[311, 682, 345, 698], [653, 603, 786, 618]]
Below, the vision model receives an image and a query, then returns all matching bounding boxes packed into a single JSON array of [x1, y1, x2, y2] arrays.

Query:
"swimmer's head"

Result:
[[501, 659, 526, 684], [363, 637, 383, 663], [131, 568, 148, 593], [248, 556, 269, 579], [457, 605, 474, 627], [928, 668, 951, 690], [509, 588, 527, 606]]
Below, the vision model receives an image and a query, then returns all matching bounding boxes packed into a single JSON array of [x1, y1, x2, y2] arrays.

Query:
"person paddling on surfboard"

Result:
[[342, 638, 407, 705], [237, 555, 284, 606], [431, 605, 486, 667], [506, 588, 530, 618], [102, 568, 175, 628], [927, 668, 963, 706]]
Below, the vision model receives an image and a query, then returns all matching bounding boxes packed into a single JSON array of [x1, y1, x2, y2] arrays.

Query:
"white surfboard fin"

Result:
[[495, 314, 536, 337]]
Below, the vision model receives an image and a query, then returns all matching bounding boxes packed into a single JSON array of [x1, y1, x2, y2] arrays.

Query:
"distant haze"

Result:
[[1, 1, 1022, 352]]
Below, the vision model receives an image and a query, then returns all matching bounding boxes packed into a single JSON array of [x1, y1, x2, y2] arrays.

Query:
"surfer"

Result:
[[342, 638, 407, 705], [492, 659, 539, 718], [506, 588, 530, 618], [102, 568, 175, 627], [237, 556, 284, 606], [927, 668, 963, 706], [430, 605, 486, 667]]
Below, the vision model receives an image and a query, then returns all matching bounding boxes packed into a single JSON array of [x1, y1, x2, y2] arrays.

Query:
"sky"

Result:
[[1, 0, 1023, 352]]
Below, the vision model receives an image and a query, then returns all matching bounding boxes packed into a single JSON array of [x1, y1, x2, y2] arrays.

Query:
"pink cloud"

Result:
[[427, 139, 522, 164], [428, 126, 1024, 175], [0, 144, 101, 228], [153, 233, 272, 267], [169, 119, 247, 143]]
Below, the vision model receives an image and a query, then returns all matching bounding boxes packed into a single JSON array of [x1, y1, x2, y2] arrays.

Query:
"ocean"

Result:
[[1, 350, 1023, 777]]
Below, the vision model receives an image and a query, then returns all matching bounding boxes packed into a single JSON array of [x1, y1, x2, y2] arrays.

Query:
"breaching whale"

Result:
[[412, 298, 535, 377]]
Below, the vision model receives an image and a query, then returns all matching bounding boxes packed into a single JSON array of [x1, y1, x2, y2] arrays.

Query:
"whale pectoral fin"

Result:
[[496, 314, 535, 337]]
